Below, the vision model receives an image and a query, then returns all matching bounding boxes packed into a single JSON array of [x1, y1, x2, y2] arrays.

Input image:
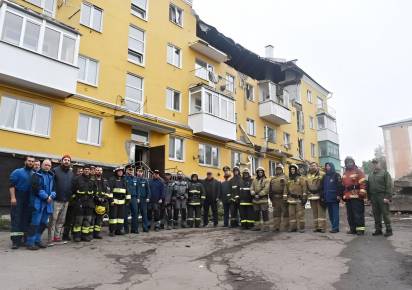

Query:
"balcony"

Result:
[[318, 129, 339, 144], [190, 40, 229, 63], [317, 113, 339, 144], [189, 84, 236, 141], [258, 81, 291, 125], [317, 105, 336, 119], [0, 2, 80, 98]]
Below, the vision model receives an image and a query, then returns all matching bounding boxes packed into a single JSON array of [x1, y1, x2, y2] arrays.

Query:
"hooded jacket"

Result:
[[322, 163, 343, 203], [342, 159, 367, 200]]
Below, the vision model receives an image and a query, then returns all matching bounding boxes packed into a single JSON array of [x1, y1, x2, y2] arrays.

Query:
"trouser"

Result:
[[124, 197, 140, 233], [27, 206, 50, 246], [253, 203, 269, 230], [10, 190, 30, 245], [203, 199, 218, 226], [149, 202, 162, 229], [173, 199, 187, 226], [139, 201, 149, 231], [310, 199, 326, 230], [346, 199, 365, 233], [63, 202, 74, 238], [109, 203, 125, 233], [371, 197, 391, 231], [48, 201, 68, 241], [288, 202, 305, 230], [92, 213, 103, 236], [272, 198, 289, 231], [239, 204, 254, 229], [163, 203, 174, 227], [327, 202, 340, 231], [229, 202, 240, 227], [223, 202, 230, 226], [187, 205, 201, 227]]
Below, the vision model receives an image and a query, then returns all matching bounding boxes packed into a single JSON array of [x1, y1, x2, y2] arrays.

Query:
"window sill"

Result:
[[128, 59, 146, 68], [167, 108, 182, 113], [131, 12, 148, 22], [0, 127, 50, 139], [80, 24, 102, 34], [199, 163, 220, 169], [169, 20, 183, 28], [167, 62, 182, 69], [77, 140, 101, 147], [169, 158, 185, 163], [77, 80, 98, 88]]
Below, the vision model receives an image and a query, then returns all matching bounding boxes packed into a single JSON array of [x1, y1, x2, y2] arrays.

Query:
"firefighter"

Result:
[[228, 167, 241, 227], [285, 164, 307, 233], [306, 162, 326, 233], [136, 167, 151, 232], [220, 166, 232, 227], [239, 168, 254, 229], [124, 165, 137, 234], [92, 167, 109, 239], [269, 164, 289, 232], [251, 167, 270, 231], [187, 173, 205, 228], [149, 170, 165, 231], [108, 167, 129, 236], [72, 165, 96, 242], [342, 156, 367, 235], [202, 172, 220, 227], [173, 171, 188, 228], [163, 173, 175, 230]]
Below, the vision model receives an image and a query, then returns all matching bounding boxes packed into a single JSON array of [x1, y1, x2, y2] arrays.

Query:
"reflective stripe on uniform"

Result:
[[81, 227, 89, 234], [88, 191, 94, 195], [126, 195, 131, 200], [201, 196, 206, 199], [349, 195, 359, 199], [189, 190, 200, 193], [356, 226, 365, 231], [94, 225, 101, 231], [106, 193, 113, 198], [113, 199, 125, 205], [113, 188, 126, 194], [72, 226, 81, 233], [187, 218, 194, 221], [77, 191, 86, 194], [117, 219, 124, 224], [240, 202, 253, 206], [189, 202, 200, 205], [10, 232, 24, 236], [109, 219, 117, 224], [195, 218, 201, 220]]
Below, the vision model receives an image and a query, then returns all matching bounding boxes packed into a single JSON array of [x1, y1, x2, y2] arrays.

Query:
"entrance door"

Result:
[[135, 145, 149, 164], [149, 146, 165, 175]]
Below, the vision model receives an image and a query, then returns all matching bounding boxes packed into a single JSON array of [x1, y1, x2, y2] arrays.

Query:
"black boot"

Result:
[[384, 229, 393, 237], [93, 232, 103, 239], [372, 229, 383, 236]]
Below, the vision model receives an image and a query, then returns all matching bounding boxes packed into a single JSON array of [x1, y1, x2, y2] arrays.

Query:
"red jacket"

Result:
[[342, 167, 367, 200]]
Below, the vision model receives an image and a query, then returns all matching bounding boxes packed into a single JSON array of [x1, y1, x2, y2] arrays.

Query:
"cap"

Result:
[[242, 168, 250, 173], [207, 171, 213, 175], [222, 166, 230, 171], [114, 166, 124, 172]]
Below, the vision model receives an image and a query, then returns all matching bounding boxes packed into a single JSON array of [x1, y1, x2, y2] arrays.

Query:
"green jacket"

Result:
[[367, 170, 392, 200]]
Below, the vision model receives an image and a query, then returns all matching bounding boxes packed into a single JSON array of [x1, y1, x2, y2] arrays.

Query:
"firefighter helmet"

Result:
[[95, 205, 106, 215]]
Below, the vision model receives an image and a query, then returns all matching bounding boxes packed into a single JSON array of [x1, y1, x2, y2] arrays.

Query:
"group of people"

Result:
[[8, 154, 393, 250]]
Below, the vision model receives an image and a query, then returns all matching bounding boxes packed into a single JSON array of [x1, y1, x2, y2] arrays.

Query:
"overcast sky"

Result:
[[193, 0, 412, 164]]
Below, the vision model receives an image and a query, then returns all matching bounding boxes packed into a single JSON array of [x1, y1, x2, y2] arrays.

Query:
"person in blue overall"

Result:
[[124, 165, 138, 234], [9, 156, 35, 249], [27, 159, 56, 250], [136, 167, 151, 232], [322, 162, 343, 233]]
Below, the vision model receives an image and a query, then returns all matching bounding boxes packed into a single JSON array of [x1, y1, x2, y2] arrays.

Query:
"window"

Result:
[[246, 118, 255, 136], [169, 136, 184, 161], [317, 115, 325, 129], [311, 143, 316, 158], [307, 90, 312, 103], [199, 144, 219, 167], [264, 126, 276, 143], [78, 55, 99, 86], [245, 83, 254, 101], [195, 59, 213, 80], [298, 138, 304, 159], [131, 0, 148, 19], [283, 132, 291, 149], [0, 96, 51, 137], [189, 88, 235, 122], [80, 3, 103, 31], [128, 25, 145, 65], [250, 156, 260, 175], [297, 111, 304, 132], [319, 141, 339, 159], [26, 0, 55, 17], [131, 129, 148, 143], [169, 4, 183, 26], [232, 151, 241, 168], [167, 44, 181, 68], [1, 8, 78, 64], [77, 114, 102, 145], [125, 73, 144, 113], [226, 74, 235, 93], [166, 88, 181, 111], [309, 116, 315, 129], [269, 160, 277, 177], [317, 96, 324, 109]]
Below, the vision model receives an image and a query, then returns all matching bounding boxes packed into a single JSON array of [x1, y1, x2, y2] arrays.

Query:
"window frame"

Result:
[[246, 118, 256, 136], [311, 143, 316, 158], [0, 96, 52, 138], [131, 0, 149, 21], [76, 113, 102, 146], [77, 55, 99, 87], [128, 24, 146, 66], [231, 151, 241, 169], [195, 58, 213, 81], [169, 3, 183, 27], [309, 116, 315, 130], [226, 73, 235, 93], [307, 89, 312, 103], [169, 135, 184, 162], [125, 73, 144, 114], [167, 43, 182, 68], [80, 2, 103, 32], [166, 87, 181, 112], [283, 132, 291, 149], [199, 143, 219, 167], [245, 83, 254, 101], [25, 0, 56, 17], [269, 160, 277, 177], [264, 125, 276, 143]]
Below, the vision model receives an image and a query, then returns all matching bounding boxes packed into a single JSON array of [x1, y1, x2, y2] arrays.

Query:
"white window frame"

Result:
[[245, 83, 254, 101], [169, 3, 183, 27], [309, 116, 315, 129], [317, 96, 324, 109], [131, 0, 148, 20], [297, 111, 304, 132], [311, 143, 316, 158], [77, 55, 99, 86], [166, 88, 181, 112], [76, 114, 102, 146], [195, 58, 213, 81], [250, 156, 260, 175], [307, 89, 312, 103], [125, 73, 144, 114], [0, 6, 79, 65], [246, 118, 256, 136], [269, 160, 277, 177], [25, 0, 56, 17], [199, 143, 219, 167], [232, 151, 241, 168], [80, 2, 103, 32], [283, 132, 291, 149], [128, 25, 146, 66], [264, 125, 276, 143], [169, 136, 184, 162], [0, 96, 52, 138], [226, 74, 235, 93], [167, 43, 182, 68]]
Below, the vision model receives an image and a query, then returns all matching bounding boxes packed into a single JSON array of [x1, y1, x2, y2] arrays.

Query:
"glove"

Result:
[[50, 191, 57, 199]]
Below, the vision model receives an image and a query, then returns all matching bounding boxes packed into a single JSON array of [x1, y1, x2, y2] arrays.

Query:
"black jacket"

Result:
[[53, 165, 74, 202], [220, 178, 231, 204], [202, 178, 221, 202]]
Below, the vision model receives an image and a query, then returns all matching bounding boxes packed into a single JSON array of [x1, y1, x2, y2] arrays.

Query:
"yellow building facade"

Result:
[[0, 0, 333, 188]]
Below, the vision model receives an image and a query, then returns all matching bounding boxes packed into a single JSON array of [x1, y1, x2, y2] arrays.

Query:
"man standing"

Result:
[[136, 167, 151, 232], [9, 156, 34, 249], [92, 167, 110, 239], [149, 170, 165, 231], [368, 159, 393, 237], [220, 166, 231, 227], [108, 167, 128, 236], [251, 167, 270, 231], [285, 164, 307, 233], [187, 173, 205, 228], [342, 156, 367, 235], [202, 172, 220, 227], [269, 164, 289, 232], [323, 163, 343, 233], [173, 171, 188, 228], [72, 165, 96, 241], [49, 155, 73, 243], [27, 159, 56, 250], [163, 173, 175, 230], [124, 165, 137, 234], [239, 168, 254, 229], [306, 162, 326, 233], [228, 167, 241, 227]]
